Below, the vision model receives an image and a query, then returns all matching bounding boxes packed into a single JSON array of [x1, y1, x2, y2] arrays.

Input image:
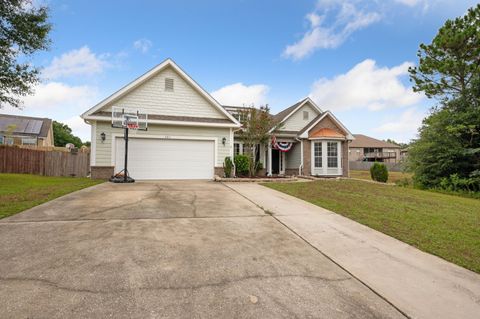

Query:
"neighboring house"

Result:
[[81, 59, 353, 180], [349, 134, 401, 163], [0, 114, 54, 147]]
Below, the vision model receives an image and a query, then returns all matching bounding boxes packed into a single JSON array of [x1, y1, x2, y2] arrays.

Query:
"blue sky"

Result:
[[3, 0, 478, 142]]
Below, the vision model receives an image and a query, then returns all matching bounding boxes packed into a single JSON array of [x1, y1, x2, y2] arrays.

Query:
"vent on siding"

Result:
[[303, 111, 309, 120], [165, 78, 174, 91]]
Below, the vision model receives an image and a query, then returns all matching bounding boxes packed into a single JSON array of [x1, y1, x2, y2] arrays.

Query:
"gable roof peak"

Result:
[[81, 59, 240, 126], [273, 96, 322, 124]]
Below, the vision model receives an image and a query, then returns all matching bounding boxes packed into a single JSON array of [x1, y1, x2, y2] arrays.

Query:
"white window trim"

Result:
[[90, 123, 96, 166], [310, 140, 342, 176], [21, 137, 37, 145]]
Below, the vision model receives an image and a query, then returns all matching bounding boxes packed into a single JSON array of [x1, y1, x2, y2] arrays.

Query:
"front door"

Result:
[[272, 149, 280, 174]]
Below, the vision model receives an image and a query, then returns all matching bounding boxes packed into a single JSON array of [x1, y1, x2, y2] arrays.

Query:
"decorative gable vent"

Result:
[[165, 78, 174, 91]]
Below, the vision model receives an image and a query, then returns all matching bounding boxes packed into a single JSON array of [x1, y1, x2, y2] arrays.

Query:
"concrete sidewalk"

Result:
[[225, 182, 480, 319]]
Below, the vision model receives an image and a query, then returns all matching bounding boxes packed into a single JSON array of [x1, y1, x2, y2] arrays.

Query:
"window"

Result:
[[234, 143, 241, 156], [4, 137, 14, 145], [364, 147, 382, 154], [165, 78, 174, 91], [303, 111, 309, 120], [0, 136, 3, 144], [314, 142, 322, 168], [327, 142, 338, 168], [21, 137, 37, 145]]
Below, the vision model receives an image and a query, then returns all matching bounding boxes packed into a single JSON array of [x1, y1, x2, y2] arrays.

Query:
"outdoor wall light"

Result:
[[222, 137, 226, 146], [100, 132, 106, 143]]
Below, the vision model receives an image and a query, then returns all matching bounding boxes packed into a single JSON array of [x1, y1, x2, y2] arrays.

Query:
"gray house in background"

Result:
[[0, 114, 54, 147], [349, 134, 401, 163]]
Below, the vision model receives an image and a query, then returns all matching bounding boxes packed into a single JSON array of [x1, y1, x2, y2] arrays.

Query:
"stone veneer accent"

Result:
[[91, 166, 114, 180], [303, 139, 311, 175], [285, 168, 299, 176], [214, 166, 224, 177], [342, 141, 349, 177]]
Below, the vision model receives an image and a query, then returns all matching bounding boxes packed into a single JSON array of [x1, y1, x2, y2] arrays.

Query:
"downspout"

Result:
[[295, 137, 303, 176]]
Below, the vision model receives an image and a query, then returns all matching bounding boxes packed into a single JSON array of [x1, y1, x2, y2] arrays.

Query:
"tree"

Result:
[[384, 138, 408, 149], [408, 4, 480, 106], [0, 0, 51, 108], [407, 4, 480, 190], [53, 121, 83, 148], [236, 105, 280, 177]]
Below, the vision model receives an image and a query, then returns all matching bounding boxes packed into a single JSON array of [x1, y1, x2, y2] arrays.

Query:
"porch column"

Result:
[[267, 140, 272, 176]]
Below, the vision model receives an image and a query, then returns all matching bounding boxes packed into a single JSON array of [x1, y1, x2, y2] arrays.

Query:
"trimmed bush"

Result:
[[234, 155, 250, 176], [223, 157, 233, 178], [370, 162, 389, 183]]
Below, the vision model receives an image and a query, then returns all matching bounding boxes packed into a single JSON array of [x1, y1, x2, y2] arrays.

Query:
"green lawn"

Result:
[[0, 174, 103, 219], [350, 170, 413, 184], [264, 179, 480, 273]]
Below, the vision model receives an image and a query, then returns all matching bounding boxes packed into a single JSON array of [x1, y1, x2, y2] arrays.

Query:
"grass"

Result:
[[264, 179, 480, 273], [0, 174, 103, 219], [350, 169, 413, 184]]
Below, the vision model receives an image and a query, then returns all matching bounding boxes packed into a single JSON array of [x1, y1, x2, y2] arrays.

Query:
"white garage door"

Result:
[[115, 138, 214, 180]]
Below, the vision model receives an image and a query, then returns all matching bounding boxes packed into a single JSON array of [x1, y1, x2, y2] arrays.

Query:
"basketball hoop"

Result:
[[110, 107, 148, 183], [126, 122, 139, 130]]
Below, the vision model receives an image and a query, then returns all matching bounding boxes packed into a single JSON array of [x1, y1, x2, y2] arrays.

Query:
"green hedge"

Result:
[[234, 155, 250, 176], [370, 162, 389, 183]]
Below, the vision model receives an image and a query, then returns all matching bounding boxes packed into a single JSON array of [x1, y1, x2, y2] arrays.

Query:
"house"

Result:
[[349, 134, 401, 163], [229, 98, 354, 176], [0, 114, 54, 147], [81, 59, 353, 180]]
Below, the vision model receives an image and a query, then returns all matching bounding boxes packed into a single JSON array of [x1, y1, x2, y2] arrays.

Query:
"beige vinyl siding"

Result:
[[286, 142, 301, 169], [279, 102, 319, 132], [102, 66, 225, 119], [94, 121, 231, 167]]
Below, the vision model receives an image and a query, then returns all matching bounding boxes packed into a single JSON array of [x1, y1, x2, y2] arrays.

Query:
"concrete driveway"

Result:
[[0, 181, 404, 319]]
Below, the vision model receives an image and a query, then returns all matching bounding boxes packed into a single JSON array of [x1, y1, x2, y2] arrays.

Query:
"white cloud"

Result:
[[43, 46, 108, 79], [133, 38, 153, 53], [63, 116, 91, 141], [1, 82, 99, 141], [309, 59, 424, 111], [395, 0, 420, 6], [23, 82, 97, 110], [374, 107, 426, 142], [283, 1, 381, 60], [210, 83, 270, 106]]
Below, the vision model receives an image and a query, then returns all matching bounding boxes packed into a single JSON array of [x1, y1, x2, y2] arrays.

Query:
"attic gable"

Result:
[[271, 97, 322, 133], [101, 66, 225, 119], [81, 59, 240, 125]]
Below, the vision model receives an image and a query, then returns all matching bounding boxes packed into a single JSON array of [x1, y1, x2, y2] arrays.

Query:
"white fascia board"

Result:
[[83, 116, 240, 128], [80, 58, 240, 126]]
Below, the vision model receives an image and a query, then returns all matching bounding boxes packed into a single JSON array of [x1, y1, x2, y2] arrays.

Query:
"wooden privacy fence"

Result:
[[0, 145, 90, 177]]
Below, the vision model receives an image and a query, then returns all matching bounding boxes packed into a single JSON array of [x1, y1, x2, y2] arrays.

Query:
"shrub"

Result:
[[223, 157, 233, 178], [234, 155, 250, 176], [370, 162, 389, 183]]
